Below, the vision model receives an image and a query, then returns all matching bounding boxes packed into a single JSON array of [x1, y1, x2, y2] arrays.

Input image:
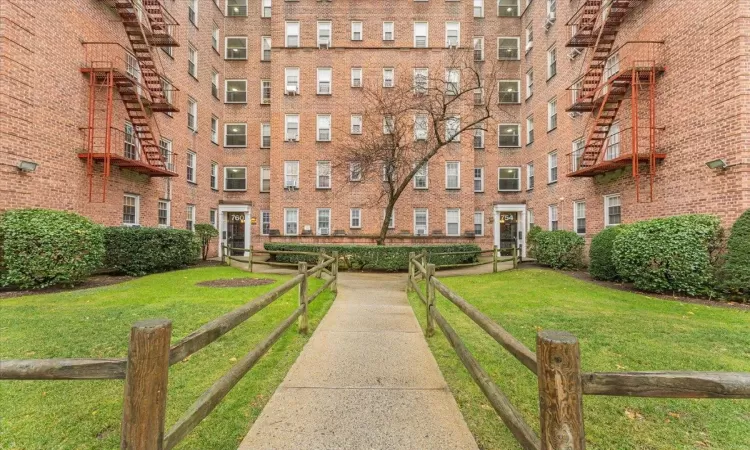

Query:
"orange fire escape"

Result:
[[79, 0, 179, 202], [566, 0, 665, 202]]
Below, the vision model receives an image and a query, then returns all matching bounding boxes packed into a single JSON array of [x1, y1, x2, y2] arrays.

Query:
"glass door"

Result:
[[498, 212, 519, 255], [226, 212, 246, 256]]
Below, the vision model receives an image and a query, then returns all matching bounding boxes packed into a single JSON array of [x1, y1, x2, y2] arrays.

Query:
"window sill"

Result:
[[224, 189, 247, 192], [526, 142, 534, 147], [187, 181, 198, 186], [499, 146, 522, 149], [260, 190, 270, 194], [225, 102, 248, 105], [547, 127, 557, 133], [547, 181, 558, 186], [225, 58, 249, 62], [546, 75, 556, 82], [189, 73, 199, 82], [224, 146, 248, 149], [316, 187, 332, 191], [446, 188, 461, 191], [499, 190, 522, 193]]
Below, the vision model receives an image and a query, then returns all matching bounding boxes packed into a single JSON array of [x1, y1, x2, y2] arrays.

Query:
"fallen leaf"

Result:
[[668, 412, 681, 419], [625, 408, 643, 420]]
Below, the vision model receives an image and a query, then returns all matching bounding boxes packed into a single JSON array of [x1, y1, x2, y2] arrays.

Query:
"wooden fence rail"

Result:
[[407, 254, 750, 450], [0, 254, 339, 449]]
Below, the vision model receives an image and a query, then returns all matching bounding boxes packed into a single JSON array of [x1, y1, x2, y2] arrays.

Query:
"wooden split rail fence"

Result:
[[222, 245, 340, 278], [407, 254, 750, 450], [0, 252, 339, 450], [408, 246, 519, 276]]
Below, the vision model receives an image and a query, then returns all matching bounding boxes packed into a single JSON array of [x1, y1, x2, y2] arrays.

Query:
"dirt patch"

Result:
[[196, 278, 276, 288], [0, 275, 134, 300]]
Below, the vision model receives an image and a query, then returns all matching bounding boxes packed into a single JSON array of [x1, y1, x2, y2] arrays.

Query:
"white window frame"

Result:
[[446, 208, 461, 236], [224, 166, 247, 191], [261, 36, 272, 61], [474, 211, 484, 236], [548, 97, 557, 131], [317, 67, 332, 94], [316, 161, 332, 189], [260, 166, 271, 192], [473, 167, 484, 192], [414, 22, 429, 48], [571, 138, 585, 172], [186, 204, 196, 231], [351, 115, 363, 134], [351, 21, 363, 41], [225, 79, 247, 104], [548, 151, 558, 183], [498, 124, 521, 148], [187, 97, 197, 131], [498, 167, 521, 192], [605, 122, 621, 160], [260, 123, 271, 148], [574, 201, 586, 235], [210, 162, 219, 190], [317, 114, 332, 142], [349, 162, 362, 181], [261, 210, 271, 235], [383, 22, 395, 41], [604, 194, 622, 227], [351, 67, 363, 87], [446, 116, 461, 142], [525, 22, 533, 51], [527, 163, 535, 190], [414, 163, 429, 189], [284, 161, 299, 188], [350, 208, 362, 228], [123, 194, 140, 226], [261, 79, 271, 104], [547, 47, 557, 79], [474, 0, 484, 18], [414, 114, 428, 141], [498, 37, 520, 60], [498, 80, 521, 104], [285, 114, 299, 141], [158, 199, 171, 227], [225, 36, 248, 60], [445, 21, 460, 48], [188, 44, 198, 77], [316, 208, 331, 235], [526, 115, 534, 145], [383, 68, 395, 87], [228, 0, 249, 17], [317, 21, 332, 47], [285, 21, 300, 47], [414, 208, 429, 236], [260, 0, 271, 18], [548, 204, 558, 231], [473, 36, 485, 61], [284, 67, 299, 94], [284, 208, 299, 236], [186, 150, 196, 183], [211, 116, 219, 144], [473, 128, 485, 149], [445, 161, 460, 190], [526, 68, 533, 99], [224, 123, 247, 147], [498, 0, 520, 16]]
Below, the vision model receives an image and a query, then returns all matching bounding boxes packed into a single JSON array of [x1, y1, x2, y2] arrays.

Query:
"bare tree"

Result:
[[334, 50, 508, 245]]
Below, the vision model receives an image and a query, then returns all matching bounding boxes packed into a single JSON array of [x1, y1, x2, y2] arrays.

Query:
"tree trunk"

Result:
[[378, 200, 397, 246]]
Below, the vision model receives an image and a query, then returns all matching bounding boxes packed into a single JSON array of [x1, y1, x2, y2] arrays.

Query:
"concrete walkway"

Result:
[[238, 272, 478, 450]]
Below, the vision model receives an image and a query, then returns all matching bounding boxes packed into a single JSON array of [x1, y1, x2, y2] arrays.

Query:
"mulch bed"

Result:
[[196, 278, 276, 288], [0, 275, 134, 300]]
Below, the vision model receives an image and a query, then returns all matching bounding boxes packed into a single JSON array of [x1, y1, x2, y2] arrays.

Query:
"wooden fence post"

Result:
[[421, 250, 427, 280], [220, 244, 226, 265], [121, 319, 172, 450], [331, 251, 339, 293], [512, 246, 518, 269], [298, 262, 308, 334], [493, 245, 498, 273], [408, 252, 415, 291], [316, 249, 324, 279], [426, 263, 436, 337], [536, 330, 585, 450], [248, 247, 253, 272]]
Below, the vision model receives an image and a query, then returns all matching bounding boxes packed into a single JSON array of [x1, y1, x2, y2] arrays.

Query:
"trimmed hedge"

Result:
[[526, 225, 543, 258], [104, 227, 199, 276], [721, 209, 750, 300], [612, 214, 722, 296], [589, 226, 626, 281], [529, 230, 585, 270], [264, 243, 482, 272], [0, 209, 105, 289]]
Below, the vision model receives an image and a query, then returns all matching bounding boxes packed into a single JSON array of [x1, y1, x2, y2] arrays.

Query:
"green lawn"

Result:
[[0, 266, 335, 449], [408, 269, 750, 450]]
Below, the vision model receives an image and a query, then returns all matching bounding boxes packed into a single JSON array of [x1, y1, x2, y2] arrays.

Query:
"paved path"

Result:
[[238, 272, 478, 450]]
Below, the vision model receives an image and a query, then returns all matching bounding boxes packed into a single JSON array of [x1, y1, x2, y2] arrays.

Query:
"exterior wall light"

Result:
[[17, 160, 38, 172], [706, 159, 746, 170]]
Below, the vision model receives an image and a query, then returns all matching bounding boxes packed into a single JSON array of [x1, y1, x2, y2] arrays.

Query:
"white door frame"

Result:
[[493, 204, 527, 258], [218, 204, 251, 258]]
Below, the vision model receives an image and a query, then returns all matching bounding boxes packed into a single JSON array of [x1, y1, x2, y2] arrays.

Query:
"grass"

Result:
[[0, 266, 335, 450], [407, 269, 750, 450]]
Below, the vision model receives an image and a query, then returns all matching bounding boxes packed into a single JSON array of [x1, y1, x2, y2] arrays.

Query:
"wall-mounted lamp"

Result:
[[705, 159, 745, 171], [17, 160, 38, 173]]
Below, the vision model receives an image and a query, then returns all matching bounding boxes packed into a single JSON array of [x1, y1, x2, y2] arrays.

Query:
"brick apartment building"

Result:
[[1, 0, 748, 258]]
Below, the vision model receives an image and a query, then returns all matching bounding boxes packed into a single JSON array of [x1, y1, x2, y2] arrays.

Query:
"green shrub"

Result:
[[612, 214, 722, 296], [0, 209, 104, 289], [721, 209, 750, 300], [194, 223, 219, 261], [526, 225, 543, 258], [531, 230, 585, 270], [104, 227, 199, 276], [263, 243, 482, 272], [589, 226, 626, 281]]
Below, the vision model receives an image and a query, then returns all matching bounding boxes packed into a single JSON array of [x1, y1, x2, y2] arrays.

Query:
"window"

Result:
[[224, 123, 247, 147], [318, 21, 332, 47], [350, 208, 362, 228], [351, 115, 362, 134], [414, 22, 428, 48], [414, 114, 428, 141], [548, 205, 558, 231], [260, 0, 271, 17], [473, 167, 484, 192], [188, 45, 198, 77], [571, 138, 584, 172], [473, 37, 484, 61], [526, 116, 534, 145], [351, 68, 362, 87], [414, 68, 428, 93], [211, 116, 219, 144], [383, 115, 394, 134], [316, 161, 332, 189], [547, 98, 557, 131], [261, 36, 272, 61], [285, 114, 299, 141], [383, 68, 395, 87], [225, 79, 247, 103], [414, 163, 428, 189], [211, 71, 219, 99], [261, 123, 271, 148], [225, 37, 247, 60], [188, 0, 197, 26], [159, 138, 173, 171], [351, 21, 362, 40], [317, 115, 331, 141], [317, 209, 331, 235], [224, 167, 247, 191], [123, 194, 140, 225], [383, 161, 396, 182], [414, 208, 428, 236], [528, 209, 535, 230], [525, 23, 533, 51], [548, 151, 558, 183], [349, 162, 362, 181], [498, 124, 520, 147], [285, 67, 299, 94], [446, 209, 461, 236], [473, 129, 485, 149], [260, 166, 271, 192], [261, 79, 271, 104], [446, 22, 460, 47], [261, 210, 271, 235], [386, 209, 396, 229], [186, 151, 196, 183], [498, 37, 520, 60], [547, 47, 557, 79], [212, 23, 220, 52], [446, 116, 461, 142], [285, 22, 300, 47], [574, 201, 586, 234], [446, 162, 460, 189], [284, 161, 299, 188], [210, 208, 217, 228], [124, 122, 138, 160], [499, 80, 520, 103], [605, 52, 620, 79], [210, 162, 218, 190], [605, 122, 620, 160], [474, 0, 484, 17], [284, 208, 299, 235], [383, 22, 394, 41], [498, 167, 521, 191], [475, 85, 485, 105], [605, 194, 622, 226], [317, 68, 332, 94], [186, 204, 195, 231], [526, 68, 533, 98], [474, 211, 484, 236], [228, 0, 248, 16], [547, 0, 557, 16], [158, 200, 170, 227], [445, 69, 460, 96], [527, 163, 535, 190]]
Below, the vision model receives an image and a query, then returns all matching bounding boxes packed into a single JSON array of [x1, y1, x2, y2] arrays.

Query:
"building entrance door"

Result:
[[226, 212, 246, 256], [498, 212, 519, 252]]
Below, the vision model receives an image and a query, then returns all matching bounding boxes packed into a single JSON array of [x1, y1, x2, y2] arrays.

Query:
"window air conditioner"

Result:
[[318, 41, 329, 49], [319, 228, 329, 235], [568, 48, 582, 60], [286, 86, 297, 95], [449, 43, 458, 49], [568, 111, 582, 118], [416, 229, 426, 236]]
